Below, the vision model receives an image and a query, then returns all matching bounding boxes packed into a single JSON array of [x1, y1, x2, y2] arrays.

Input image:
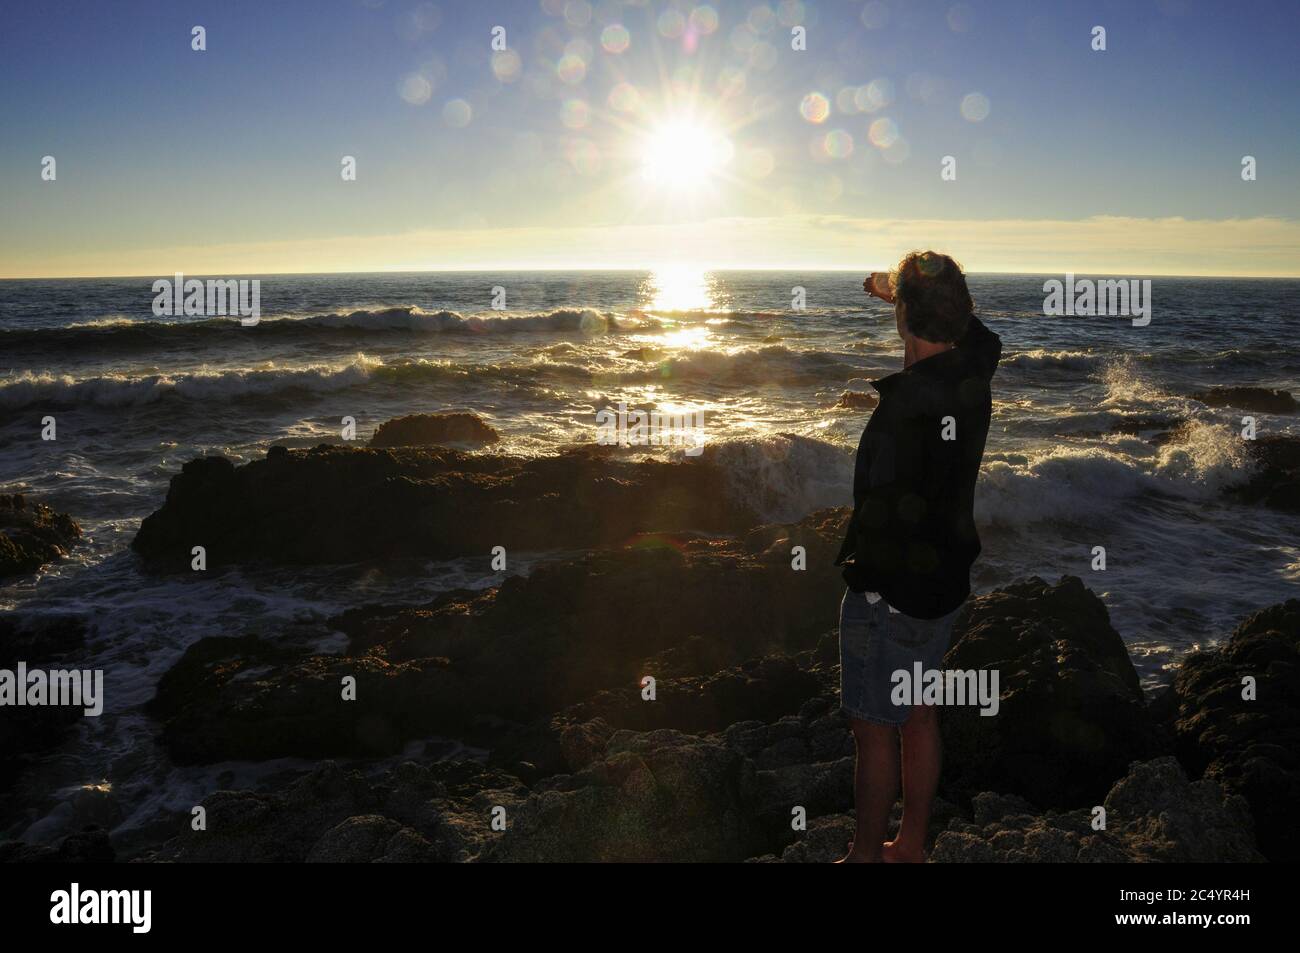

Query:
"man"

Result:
[[834, 251, 1001, 863]]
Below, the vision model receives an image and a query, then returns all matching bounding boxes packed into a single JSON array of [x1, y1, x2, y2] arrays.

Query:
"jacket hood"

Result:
[[872, 315, 1002, 396], [955, 314, 1002, 381]]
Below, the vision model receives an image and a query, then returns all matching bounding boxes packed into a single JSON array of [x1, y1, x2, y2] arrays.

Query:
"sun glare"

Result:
[[639, 118, 733, 190], [646, 266, 714, 312]]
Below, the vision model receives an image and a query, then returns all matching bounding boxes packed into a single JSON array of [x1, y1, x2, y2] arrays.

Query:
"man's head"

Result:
[[891, 251, 973, 344]]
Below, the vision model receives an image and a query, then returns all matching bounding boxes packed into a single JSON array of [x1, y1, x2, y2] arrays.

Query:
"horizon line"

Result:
[[4, 266, 1299, 281]]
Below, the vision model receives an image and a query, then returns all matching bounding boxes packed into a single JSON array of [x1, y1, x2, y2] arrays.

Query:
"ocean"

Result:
[[2, 269, 1299, 842]]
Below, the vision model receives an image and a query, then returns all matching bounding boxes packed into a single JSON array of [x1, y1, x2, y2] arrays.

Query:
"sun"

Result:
[[639, 117, 734, 191]]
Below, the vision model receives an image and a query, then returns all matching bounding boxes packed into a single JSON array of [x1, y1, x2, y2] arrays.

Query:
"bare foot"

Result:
[[882, 839, 925, 863], [835, 842, 882, 863]]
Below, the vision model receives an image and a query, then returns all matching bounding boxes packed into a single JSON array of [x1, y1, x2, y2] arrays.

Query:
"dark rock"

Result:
[[0, 615, 89, 791], [748, 814, 857, 862], [558, 718, 615, 772], [1191, 386, 1296, 414], [931, 757, 1263, 862], [0, 827, 115, 863], [480, 729, 762, 862], [147, 512, 845, 765], [751, 795, 966, 862], [131, 444, 759, 569], [306, 815, 438, 862], [1167, 599, 1300, 862], [369, 413, 500, 448], [146, 635, 474, 764], [941, 575, 1160, 809], [0, 614, 87, 669], [143, 760, 526, 863], [124, 554, 1295, 862], [145, 763, 379, 863], [554, 655, 825, 740], [1228, 436, 1300, 512], [490, 651, 834, 777], [0, 494, 80, 578]]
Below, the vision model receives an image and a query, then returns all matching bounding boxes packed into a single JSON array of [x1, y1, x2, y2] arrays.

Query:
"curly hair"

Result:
[[892, 251, 973, 343]]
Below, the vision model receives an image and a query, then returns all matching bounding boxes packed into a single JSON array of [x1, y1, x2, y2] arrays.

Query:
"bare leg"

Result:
[[883, 704, 940, 863], [836, 718, 898, 863]]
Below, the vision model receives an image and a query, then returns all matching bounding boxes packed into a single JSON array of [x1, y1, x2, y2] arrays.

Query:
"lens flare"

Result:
[[490, 49, 522, 83], [398, 73, 432, 105], [601, 24, 630, 53], [442, 98, 472, 127], [658, 9, 686, 38], [689, 6, 720, 34], [557, 54, 586, 84], [608, 81, 640, 112], [560, 98, 590, 129], [961, 92, 991, 122], [799, 91, 830, 123], [821, 129, 854, 159], [868, 117, 899, 147]]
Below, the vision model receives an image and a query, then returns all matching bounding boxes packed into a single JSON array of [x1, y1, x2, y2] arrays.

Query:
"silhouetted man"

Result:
[[834, 251, 1001, 863]]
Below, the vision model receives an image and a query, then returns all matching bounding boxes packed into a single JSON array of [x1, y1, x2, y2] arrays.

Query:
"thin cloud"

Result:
[[4, 215, 1298, 278]]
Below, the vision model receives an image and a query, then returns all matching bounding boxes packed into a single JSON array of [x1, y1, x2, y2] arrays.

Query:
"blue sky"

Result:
[[2, 0, 1298, 276]]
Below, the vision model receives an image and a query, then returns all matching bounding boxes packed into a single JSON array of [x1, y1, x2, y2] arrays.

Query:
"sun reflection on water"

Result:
[[642, 266, 717, 312], [658, 325, 713, 350]]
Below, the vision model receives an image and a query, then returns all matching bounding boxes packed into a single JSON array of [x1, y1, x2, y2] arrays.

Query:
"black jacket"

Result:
[[834, 316, 1002, 618]]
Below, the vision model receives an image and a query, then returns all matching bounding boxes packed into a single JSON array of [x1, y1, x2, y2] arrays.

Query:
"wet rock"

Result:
[[1107, 414, 1179, 437], [0, 614, 89, 791], [369, 412, 500, 448], [941, 576, 1160, 809], [0, 614, 87, 669], [0, 494, 80, 578], [1190, 386, 1296, 414], [1167, 599, 1300, 862], [1228, 436, 1300, 512], [68, 783, 123, 832], [132, 444, 758, 569]]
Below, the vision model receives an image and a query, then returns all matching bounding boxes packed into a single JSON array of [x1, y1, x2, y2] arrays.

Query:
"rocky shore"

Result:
[[3, 429, 1297, 862], [0, 494, 80, 579]]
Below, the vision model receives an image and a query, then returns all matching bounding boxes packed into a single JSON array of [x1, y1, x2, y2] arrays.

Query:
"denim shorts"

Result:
[[838, 588, 962, 727]]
